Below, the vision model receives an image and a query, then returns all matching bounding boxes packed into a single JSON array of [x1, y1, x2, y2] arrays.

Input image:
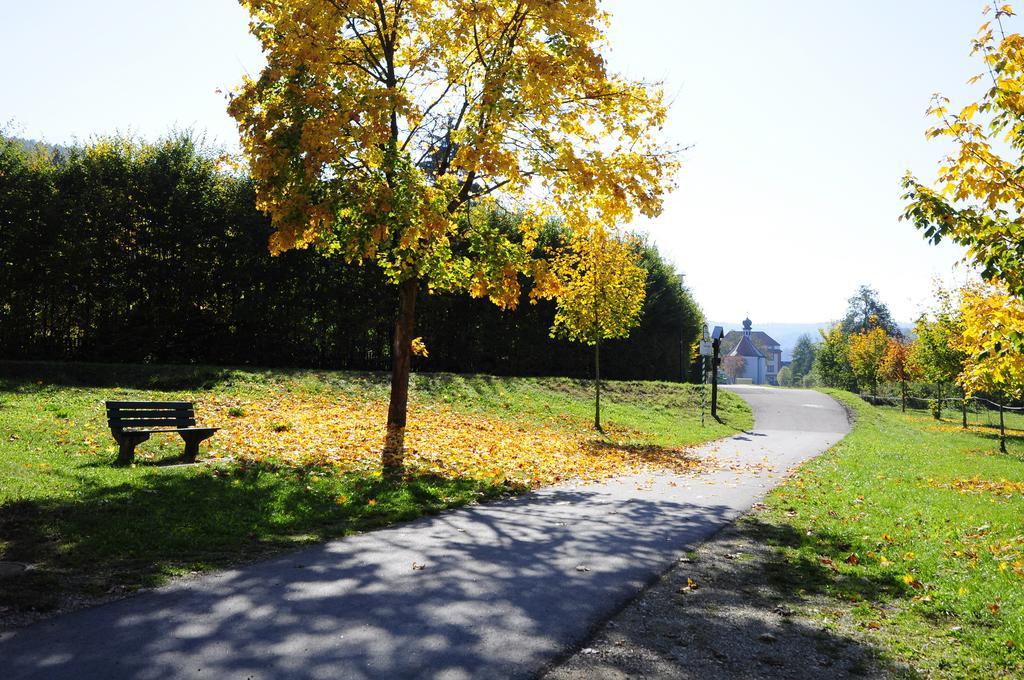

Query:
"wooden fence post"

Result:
[[999, 402, 1007, 454]]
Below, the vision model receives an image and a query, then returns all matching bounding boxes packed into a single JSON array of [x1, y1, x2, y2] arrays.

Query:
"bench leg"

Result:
[[180, 432, 215, 463], [181, 437, 201, 463], [113, 432, 149, 466]]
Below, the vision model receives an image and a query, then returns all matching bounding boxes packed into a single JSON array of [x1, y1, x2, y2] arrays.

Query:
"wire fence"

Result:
[[858, 393, 1023, 452], [860, 393, 1024, 414]]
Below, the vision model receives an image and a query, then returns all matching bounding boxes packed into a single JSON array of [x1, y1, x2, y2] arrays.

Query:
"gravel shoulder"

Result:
[[543, 511, 896, 679]]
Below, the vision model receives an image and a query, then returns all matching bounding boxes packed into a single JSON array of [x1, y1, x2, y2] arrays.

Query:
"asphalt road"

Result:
[[1, 386, 850, 680]]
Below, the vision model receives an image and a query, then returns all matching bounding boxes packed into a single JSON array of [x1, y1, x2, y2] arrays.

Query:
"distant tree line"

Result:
[[778, 283, 1021, 398], [778, 286, 901, 392], [0, 133, 704, 381]]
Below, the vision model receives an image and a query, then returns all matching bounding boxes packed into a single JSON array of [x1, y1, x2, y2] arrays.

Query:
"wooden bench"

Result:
[[106, 401, 219, 466]]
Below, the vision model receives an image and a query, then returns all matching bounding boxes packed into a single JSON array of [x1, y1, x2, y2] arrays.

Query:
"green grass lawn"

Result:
[[749, 390, 1024, 677], [0, 360, 751, 619], [411, 371, 751, 447]]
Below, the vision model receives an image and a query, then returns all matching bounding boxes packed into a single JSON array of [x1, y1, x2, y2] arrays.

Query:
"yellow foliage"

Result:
[[948, 476, 1024, 497], [954, 282, 1024, 399], [847, 327, 890, 393], [228, 0, 678, 298], [548, 227, 647, 345], [410, 337, 429, 358], [903, 4, 1024, 298], [880, 336, 921, 384], [203, 393, 710, 487]]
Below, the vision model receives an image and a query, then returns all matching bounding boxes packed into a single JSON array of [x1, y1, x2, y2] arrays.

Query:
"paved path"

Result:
[[1, 387, 849, 680]]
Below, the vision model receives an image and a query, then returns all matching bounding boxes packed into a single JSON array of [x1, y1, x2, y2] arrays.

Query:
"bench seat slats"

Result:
[[118, 426, 219, 433], [105, 401, 193, 409], [106, 409, 194, 418], [109, 418, 197, 429]]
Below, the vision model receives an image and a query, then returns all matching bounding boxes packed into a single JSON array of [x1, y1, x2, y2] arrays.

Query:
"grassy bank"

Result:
[[0, 360, 751, 620], [748, 390, 1023, 677]]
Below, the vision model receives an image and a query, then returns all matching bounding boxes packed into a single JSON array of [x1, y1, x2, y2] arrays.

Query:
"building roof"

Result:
[[728, 335, 765, 358], [720, 330, 781, 354], [749, 331, 780, 347]]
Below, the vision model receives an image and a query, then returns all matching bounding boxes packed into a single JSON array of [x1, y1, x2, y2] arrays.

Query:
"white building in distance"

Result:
[[720, 319, 783, 385]]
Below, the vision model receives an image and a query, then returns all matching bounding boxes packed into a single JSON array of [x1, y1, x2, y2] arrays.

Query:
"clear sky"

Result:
[[2, 1, 988, 323]]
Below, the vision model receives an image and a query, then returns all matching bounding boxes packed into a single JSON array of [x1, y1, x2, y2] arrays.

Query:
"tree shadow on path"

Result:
[[545, 516, 914, 679], [4, 485, 752, 679]]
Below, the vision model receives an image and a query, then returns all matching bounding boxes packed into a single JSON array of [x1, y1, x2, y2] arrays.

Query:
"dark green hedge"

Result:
[[0, 133, 703, 381]]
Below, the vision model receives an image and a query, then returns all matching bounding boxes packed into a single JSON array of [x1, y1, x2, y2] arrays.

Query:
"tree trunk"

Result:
[[962, 392, 968, 429], [901, 380, 907, 412], [383, 278, 418, 474], [935, 383, 943, 420], [594, 340, 602, 432]]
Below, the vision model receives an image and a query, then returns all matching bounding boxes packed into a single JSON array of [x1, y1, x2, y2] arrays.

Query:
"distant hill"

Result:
[[8, 137, 71, 156]]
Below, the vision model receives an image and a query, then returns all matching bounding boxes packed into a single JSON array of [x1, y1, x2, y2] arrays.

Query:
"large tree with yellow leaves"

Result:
[[228, 0, 677, 471], [902, 5, 1024, 303]]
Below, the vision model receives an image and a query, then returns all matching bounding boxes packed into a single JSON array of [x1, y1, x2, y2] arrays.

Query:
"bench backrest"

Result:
[[106, 401, 197, 431]]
